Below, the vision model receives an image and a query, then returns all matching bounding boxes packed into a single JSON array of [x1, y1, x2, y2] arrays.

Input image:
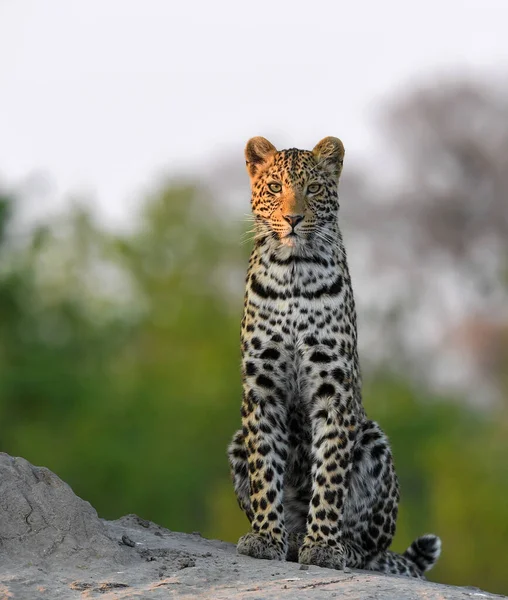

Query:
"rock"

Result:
[[0, 453, 505, 599], [0, 453, 133, 567]]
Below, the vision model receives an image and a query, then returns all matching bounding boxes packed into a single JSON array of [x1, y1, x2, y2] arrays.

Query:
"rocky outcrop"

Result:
[[0, 453, 504, 599], [0, 453, 131, 567]]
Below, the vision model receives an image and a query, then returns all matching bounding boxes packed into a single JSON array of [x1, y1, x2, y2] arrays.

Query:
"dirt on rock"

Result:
[[0, 453, 504, 599]]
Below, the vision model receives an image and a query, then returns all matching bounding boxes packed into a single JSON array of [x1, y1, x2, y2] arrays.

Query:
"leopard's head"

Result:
[[245, 136, 345, 250]]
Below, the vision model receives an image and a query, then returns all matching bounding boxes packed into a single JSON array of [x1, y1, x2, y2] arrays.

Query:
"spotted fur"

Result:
[[228, 136, 441, 578]]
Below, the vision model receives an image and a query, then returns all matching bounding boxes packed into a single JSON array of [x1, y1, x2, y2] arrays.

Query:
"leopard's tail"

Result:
[[403, 534, 442, 574], [366, 534, 441, 578]]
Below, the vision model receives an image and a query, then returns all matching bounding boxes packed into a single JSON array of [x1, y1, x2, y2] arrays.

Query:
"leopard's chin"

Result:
[[280, 235, 297, 248], [279, 231, 307, 249]]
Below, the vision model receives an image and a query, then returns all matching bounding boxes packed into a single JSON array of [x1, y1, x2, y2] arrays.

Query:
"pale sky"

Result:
[[1, 0, 507, 223]]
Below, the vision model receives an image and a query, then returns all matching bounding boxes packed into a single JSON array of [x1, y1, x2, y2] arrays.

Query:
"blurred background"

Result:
[[1, 0, 508, 594]]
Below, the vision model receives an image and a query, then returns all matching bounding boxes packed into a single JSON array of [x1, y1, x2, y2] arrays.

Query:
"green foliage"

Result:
[[0, 184, 506, 594]]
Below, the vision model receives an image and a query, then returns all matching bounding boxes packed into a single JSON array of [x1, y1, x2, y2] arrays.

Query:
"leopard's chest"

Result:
[[243, 255, 347, 335], [242, 254, 352, 392]]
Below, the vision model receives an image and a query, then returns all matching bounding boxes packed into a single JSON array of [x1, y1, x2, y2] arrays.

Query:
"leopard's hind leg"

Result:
[[228, 429, 253, 522], [342, 420, 440, 577]]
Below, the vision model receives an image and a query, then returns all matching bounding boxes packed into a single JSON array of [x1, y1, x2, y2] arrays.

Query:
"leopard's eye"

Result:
[[307, 183, 322, 194], [268, 182, 282, 193]]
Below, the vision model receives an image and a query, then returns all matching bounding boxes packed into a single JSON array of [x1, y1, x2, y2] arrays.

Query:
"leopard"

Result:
[[227, 136, 441, 578]]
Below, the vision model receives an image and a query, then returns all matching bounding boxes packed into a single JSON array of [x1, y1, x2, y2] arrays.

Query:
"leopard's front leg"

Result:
[[299, 353, 359, 569], [237, 370, 289, 561]]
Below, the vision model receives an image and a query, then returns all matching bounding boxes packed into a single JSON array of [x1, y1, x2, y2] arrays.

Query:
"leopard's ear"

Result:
[[312, 137, 345, 178], [245, 137, 277, 178]]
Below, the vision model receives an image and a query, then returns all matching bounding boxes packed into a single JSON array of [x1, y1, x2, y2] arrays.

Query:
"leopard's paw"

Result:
[[237, 532, 285, 561], [298, 539, 346, 570]]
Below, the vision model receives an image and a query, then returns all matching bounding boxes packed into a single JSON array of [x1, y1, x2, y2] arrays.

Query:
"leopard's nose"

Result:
[[282, 214, 304, 228]]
